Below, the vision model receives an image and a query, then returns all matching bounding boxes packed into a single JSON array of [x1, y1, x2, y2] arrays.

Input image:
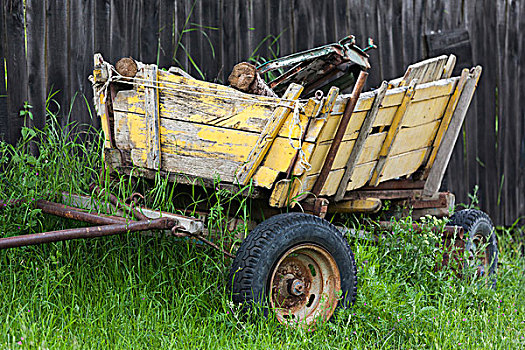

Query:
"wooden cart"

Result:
[[0, 39, 497, 327]]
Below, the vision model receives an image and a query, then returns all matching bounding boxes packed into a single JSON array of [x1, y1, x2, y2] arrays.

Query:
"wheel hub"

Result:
[[269, 244, 341, 326]]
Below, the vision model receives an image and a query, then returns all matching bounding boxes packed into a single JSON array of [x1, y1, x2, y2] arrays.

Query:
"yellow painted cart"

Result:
[[89, 41, 496, 326]]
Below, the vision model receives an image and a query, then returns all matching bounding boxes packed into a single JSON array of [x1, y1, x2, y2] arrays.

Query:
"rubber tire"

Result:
[[228, 212, 357, 320], [449, 209, 498, 288]]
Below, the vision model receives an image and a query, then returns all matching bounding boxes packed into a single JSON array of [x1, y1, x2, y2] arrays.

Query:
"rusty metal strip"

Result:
[[36, 200, 128, 225], [311, 70, 368, 196], [369, 79, 417, 186], [0, 218, 177, 250], [335, 81, 388, 201]]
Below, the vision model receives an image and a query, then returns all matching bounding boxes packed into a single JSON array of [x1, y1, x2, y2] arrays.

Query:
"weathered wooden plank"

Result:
[[318, 110, 368, 142], [347, 162, 377, 191], [116, 71, 313, 140], [441, 55, 457, 79], [370, 80, 417, 186], [379, 148, 429, 183], [235, 83, 304, 185], [424, 66, 483, 196], [335, 81, 388, 200], [331, 77, 458, 115], [389, 120, 441, 156], [308, 140, 356, 174], [144, 65, 161, 169], [401, 95, 451, 127], [131, 148, 241, 183]]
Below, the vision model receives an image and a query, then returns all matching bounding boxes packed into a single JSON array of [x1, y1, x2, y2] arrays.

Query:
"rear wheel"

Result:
[[449, 209, 498, 288], [228, 213, 357, 326]]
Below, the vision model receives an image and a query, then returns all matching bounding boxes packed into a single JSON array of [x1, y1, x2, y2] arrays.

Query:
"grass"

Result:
[[1, 111, 525, 349]]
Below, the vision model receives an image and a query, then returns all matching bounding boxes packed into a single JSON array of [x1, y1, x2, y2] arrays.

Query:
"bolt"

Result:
[[289, 279, 305, 296]]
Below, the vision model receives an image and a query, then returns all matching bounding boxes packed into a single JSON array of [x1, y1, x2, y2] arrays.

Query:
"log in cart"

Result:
[[0, 36, 498, 327]]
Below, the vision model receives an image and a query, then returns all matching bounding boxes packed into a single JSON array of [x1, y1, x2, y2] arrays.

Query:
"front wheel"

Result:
[[228, 213, 357, 326]]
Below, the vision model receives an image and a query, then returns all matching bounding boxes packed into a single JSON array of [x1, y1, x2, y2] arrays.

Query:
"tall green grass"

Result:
[[1, 102, 524, 349]]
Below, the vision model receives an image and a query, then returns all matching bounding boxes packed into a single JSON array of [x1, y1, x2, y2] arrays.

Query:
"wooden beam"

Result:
[[422, 69, 469, 177], [235, 83, 304, 185], [144, 65, 161, 170], [369, 79, 417, 186], [334, 81, 388, 201], [328, 198, 382, 213], [423, 66, 482, 197]]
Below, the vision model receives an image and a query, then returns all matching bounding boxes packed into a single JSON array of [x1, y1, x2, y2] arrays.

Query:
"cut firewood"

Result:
[[115, 57, 138, 77], [228, 62, 277, 97]]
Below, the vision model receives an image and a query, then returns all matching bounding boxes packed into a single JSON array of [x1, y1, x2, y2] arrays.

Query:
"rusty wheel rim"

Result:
[[268, 244, 341, 326]]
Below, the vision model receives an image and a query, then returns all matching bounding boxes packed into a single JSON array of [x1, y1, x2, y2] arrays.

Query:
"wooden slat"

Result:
[[424, 66, 483, 196], [389, 120, 440, 156], [144, 65, 161, 169], [441, 55, 457, 79], [370, 80, 417, 186], [235, 83, 304, 185], [379, 148, 429, 183], [335, 81, 388, 200]]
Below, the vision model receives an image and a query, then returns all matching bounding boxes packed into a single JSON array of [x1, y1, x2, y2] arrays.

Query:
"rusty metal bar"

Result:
[[90, 185, 148, 221], [311, 70, 368, 196], [36, 200, 128, 225], [0, 217, 177, 250]]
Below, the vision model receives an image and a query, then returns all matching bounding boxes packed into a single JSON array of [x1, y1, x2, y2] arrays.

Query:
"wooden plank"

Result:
[[389, 120, 440, 156], [424, 66, 483, 196], [401, 95, 451, 127], [144, 65, 161, 169], [328, 198, 382, 213], [130, 148, 241, 183], [328, 76, 458, 116], [441, 55, 457, 79], [318, 110, 368, 142], [379, 148, 429, 183], [235, 83, 304, 185], [370, 80, 417, 186], [335, 81, 388, 200], [356, 133, 388, 164], [308, 140, 356, 174], [117, 71, 310, 140], [347, 162, 376, 191], [422, 69, 469, 176]]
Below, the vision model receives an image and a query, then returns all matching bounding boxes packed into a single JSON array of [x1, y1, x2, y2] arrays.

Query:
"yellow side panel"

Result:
[[347, 162, 376, 191], [319, 169, 345, 196], [381, 89, 405, 107], [412, 77, 458, 101], [308, 140, 356, 174], [372, 106, 398, 127], [379, 148, 429, 183], [318, 110, 368, 143], [356, 132, 387, 164], [389, 121, 440, 156], [401, 95, 450, 127]]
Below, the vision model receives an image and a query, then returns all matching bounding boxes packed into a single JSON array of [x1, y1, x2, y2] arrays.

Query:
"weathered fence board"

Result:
[[0, 0, 523, 226]]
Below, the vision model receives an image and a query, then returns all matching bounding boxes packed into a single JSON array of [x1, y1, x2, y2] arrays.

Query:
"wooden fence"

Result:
[[0, 0, 523, 226]]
